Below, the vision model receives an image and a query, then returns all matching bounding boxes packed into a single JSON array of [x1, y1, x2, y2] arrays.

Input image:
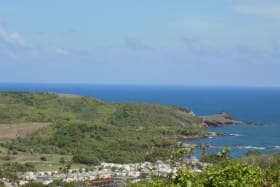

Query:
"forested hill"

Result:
[[0, 92, 205, 163]]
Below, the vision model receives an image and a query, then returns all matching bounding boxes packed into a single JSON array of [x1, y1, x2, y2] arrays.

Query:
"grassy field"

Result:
[[0, 121, 89, 171]]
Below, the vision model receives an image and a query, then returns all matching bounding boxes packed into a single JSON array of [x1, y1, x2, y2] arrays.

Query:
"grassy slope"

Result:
[[0, 92, 205, 164]]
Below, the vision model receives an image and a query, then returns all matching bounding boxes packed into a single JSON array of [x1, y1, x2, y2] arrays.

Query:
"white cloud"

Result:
[[0, 24, 25, 46], [233, 3, 280, 20]]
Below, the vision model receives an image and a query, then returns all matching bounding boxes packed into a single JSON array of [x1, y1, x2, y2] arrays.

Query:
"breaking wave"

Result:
[[237, 146, 266, 150], [229, 133, 242, 137]]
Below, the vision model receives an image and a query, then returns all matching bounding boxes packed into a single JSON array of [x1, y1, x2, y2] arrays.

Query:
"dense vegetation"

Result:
[[0, 92, 205, 164], [129, 149, 280, 187]]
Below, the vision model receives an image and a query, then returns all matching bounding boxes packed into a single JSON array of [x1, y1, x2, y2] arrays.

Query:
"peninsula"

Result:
[[0, 92, 243, 167]]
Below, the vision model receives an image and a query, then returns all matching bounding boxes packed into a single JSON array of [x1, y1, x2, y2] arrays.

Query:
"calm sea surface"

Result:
[[0, 83, 279, 157]]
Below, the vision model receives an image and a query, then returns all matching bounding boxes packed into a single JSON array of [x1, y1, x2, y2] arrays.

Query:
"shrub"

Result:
[[72, 154, 99, 165], [40, 156, 47, 161], [59, 157, 65, 164]]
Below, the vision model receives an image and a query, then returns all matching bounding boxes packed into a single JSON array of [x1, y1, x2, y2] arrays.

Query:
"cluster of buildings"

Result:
[[18, 158, 203, 186]]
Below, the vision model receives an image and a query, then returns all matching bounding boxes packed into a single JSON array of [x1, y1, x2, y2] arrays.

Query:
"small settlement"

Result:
[[7, 158, 205, 186]]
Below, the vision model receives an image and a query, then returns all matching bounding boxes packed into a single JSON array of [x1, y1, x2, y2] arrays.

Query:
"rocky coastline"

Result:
[[177, 111, 247, 149]]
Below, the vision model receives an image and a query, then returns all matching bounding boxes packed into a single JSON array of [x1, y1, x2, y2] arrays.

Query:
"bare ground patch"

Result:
[[0, 122, 50, 139]]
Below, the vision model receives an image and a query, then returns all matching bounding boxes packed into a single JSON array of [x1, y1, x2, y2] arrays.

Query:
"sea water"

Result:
[[0, 83, 279, 157]]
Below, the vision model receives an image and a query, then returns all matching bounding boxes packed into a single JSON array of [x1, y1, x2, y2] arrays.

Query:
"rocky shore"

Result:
[[200, 111, 245, 127], [177, 112, 246, 149]]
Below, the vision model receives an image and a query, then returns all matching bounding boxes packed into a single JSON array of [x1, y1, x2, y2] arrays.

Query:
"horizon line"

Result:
[[0, 82, 280, 89]]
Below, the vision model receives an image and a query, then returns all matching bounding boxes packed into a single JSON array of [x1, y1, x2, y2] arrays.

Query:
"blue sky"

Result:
[[0, 0, 280, 86]]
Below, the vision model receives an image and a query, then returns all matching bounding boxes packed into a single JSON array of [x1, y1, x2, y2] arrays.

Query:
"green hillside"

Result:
[[0, 92, 205, 164]]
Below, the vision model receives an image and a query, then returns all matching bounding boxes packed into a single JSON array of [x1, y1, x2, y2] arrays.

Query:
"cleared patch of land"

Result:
[[0, 151, 74, 171], [0, 122, 49, 139]]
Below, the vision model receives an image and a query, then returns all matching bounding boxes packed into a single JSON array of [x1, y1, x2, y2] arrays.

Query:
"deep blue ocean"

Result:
[[0, 83, 279, 157]]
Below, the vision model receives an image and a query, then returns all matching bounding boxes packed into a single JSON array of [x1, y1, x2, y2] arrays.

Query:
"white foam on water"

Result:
[[229, 133, 242, 137], [273, 146, 280, 150], [243, 146, 266, 150]]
